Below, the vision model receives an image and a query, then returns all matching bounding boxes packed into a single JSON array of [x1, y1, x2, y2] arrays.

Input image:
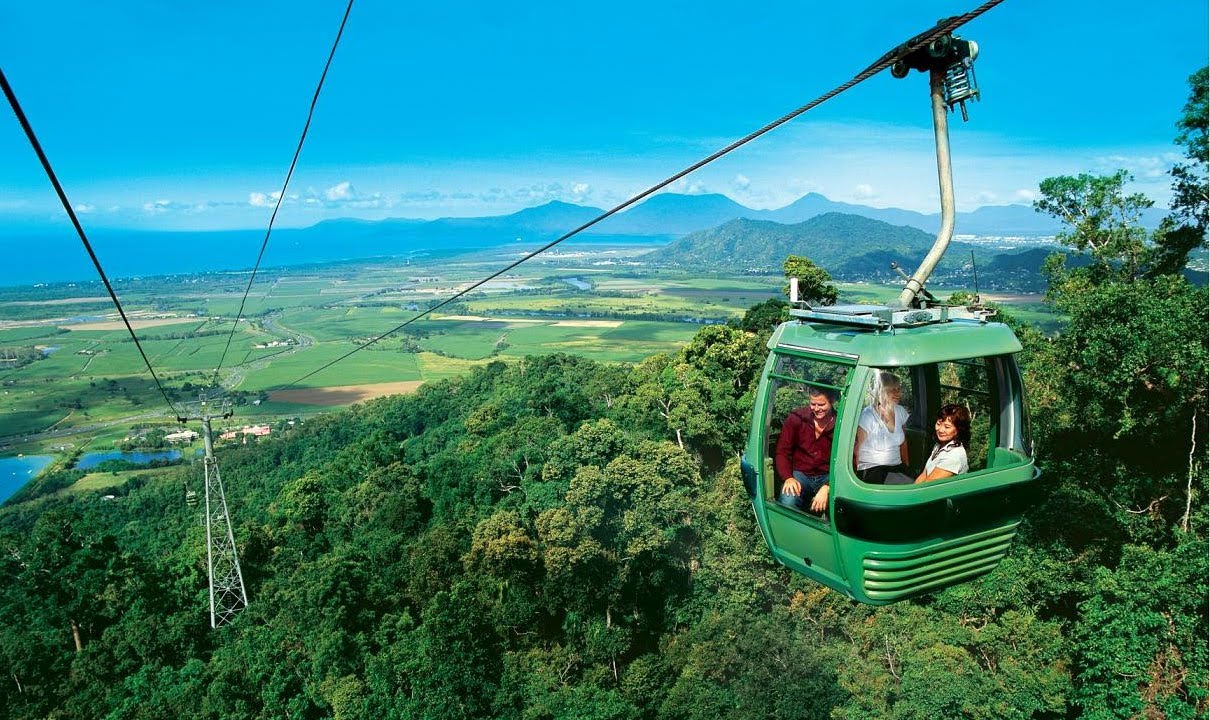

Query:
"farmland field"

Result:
[[0, 245, 1063, 461]]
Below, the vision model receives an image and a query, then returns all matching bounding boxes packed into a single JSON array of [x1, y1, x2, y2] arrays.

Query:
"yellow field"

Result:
[[64, 316, 202, 331], [2, 296, 110, 306], [550, 320, 623, 328], [270, 380, 426, 406]]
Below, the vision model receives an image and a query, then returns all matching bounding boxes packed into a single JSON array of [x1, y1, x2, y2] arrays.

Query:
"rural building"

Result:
[[219, 425, 272, 443], [163, 429, 199, 444]]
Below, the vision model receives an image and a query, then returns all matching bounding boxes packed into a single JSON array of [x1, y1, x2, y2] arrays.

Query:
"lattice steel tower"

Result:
[[197, 404, 248, 628]]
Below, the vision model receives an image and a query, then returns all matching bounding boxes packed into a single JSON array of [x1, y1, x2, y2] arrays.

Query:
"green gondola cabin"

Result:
[[741, 304, 1039, 604]]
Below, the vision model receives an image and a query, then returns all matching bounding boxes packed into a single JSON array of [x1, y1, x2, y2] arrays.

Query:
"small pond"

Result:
[[75, 449, 182, 470]]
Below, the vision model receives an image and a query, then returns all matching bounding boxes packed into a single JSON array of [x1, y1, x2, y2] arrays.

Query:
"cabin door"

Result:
[[759, 352, 854, 593]]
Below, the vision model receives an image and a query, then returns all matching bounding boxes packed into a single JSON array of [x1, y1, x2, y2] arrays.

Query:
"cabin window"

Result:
[[937, 357, 995, 472], [852, 368, 921, 483], [764, 354, 851, 510]]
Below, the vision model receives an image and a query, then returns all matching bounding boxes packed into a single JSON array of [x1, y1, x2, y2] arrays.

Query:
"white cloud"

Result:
[[1013, 189, 1038, 202], [73, 203, 96, 213], [324, 181, 354, 201], [854, 183, 876, 199], [732, 174, 751, 191], [682, 180, 708, 195], [1094, 153, 1182, 179], [297, 183, 391, 209], [248, 191, 281, 208], [975, 191, 998, 204], [400, 190, 444, 202], [469, 182, 601, 207], [143, 199, 185, 214]]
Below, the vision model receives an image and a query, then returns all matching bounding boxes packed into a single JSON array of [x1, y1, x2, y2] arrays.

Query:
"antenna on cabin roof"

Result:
[[971, 250, 981, 305]]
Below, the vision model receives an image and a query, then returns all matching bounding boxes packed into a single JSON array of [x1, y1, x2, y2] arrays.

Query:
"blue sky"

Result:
[[2, 1, 1206, 231]]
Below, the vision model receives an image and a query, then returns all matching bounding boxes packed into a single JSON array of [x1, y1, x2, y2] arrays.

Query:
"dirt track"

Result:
[[64, 317, 201, 331], [269, 381, 425, 406], [551, 320, 623, 328]]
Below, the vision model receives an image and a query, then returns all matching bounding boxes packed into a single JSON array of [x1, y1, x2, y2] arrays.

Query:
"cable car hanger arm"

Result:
[[892, 34, 981, 309]]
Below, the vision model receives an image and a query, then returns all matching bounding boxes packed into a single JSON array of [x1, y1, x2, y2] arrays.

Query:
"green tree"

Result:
[[833, 605, 1069, 720], [660, 608, 842, 720], [1034, 170, 1153, 283], [734, 297, 789, 333], [1151, 66, 1208, 276], [626, 355, 718, 452], [782, 255, 838, 305], [1017, 66, 1210, 720], [1071, 540, 1208, 720]]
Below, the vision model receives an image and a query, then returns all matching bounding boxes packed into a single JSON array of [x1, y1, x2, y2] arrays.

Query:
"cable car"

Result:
[[740, 305, 1038, 604], [739, 33, 1040, 604]]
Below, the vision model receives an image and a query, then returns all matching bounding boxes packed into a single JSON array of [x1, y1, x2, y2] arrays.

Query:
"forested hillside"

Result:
[[644, 213, 952, 277], [0, 69, 1205, 720], [0, 261, 1205, 718], [642, 213, 1052, 290]]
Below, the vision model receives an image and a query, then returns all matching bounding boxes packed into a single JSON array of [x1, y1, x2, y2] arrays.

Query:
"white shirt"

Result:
[[856, 404, 909, 470], [924, 441, 968, 477]]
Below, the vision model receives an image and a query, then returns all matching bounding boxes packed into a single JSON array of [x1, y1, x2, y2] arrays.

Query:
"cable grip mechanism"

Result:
[[890, 31, 981, 121]]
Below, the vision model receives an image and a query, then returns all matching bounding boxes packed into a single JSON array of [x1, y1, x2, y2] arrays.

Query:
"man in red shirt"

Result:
[[775, 386, 837, 514]]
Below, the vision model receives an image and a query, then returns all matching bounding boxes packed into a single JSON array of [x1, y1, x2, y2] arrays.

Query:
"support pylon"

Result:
[[194, 404, 248, 628]]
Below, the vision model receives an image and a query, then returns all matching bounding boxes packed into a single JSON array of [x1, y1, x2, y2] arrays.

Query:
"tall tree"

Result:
[[1034, 170, 1153, 284], [1150, 66, 1209, 276]]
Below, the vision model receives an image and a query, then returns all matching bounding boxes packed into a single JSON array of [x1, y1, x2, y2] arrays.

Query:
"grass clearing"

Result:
[[71, 467, 173, 493], [0, 327, 72, 343], [416, 353, 488, 380]]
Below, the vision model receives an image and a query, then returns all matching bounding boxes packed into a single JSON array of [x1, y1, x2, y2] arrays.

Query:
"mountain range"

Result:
[[0, 191, 1171, 287], [289, 189, 1173, 242], [301, 193, 1062, 241]]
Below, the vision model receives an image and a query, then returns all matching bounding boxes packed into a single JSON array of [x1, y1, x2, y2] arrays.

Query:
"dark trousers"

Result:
[[859, 464, 909, 485]]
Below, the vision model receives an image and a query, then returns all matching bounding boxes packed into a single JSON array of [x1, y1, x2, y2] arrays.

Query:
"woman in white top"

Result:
[[853, 371, 910, 484], [916, 403, 971, 483]]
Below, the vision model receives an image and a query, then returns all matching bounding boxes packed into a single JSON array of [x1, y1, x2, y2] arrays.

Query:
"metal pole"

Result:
[[199, 408, 248, 628], [203, 415, 217, 629], [896, 66, 956, 308], [213, 449, 249, 615]]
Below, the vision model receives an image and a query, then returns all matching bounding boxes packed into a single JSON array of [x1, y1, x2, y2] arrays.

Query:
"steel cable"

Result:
[[1, 67, 185, 419], [211, 0, 357, 385], [278, 1, 1004, 391]]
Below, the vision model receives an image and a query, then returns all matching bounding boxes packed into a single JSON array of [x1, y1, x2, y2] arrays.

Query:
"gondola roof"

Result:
[[768, 316, 1023, 367]]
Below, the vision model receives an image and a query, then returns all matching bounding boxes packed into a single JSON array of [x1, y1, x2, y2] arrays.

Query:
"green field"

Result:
[[71, 466, 175, 493], [0, 250, 1063, 455], [238, 344, 423, 390]]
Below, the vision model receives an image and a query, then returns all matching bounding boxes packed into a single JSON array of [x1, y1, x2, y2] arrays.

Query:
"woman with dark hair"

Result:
[[914, 403, 971, 483]]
